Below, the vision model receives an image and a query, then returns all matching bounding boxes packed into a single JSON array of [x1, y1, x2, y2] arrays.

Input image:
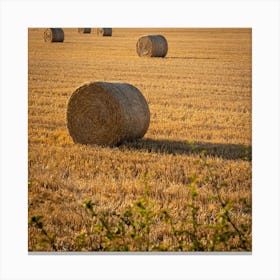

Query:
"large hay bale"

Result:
[[43, 28, 64, 42], [136, 35, 168, 57], [67, 82, 150, 146], [96, 28, 112, 36], [78, 28, 91, 34]]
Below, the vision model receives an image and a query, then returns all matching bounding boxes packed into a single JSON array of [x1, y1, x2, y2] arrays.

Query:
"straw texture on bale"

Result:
[[136, 35, 168, 57], [78, 28, 91, 34], [43, 28, 64, 42], [67, 82, 150, 146], [96, 28, 112, 36]]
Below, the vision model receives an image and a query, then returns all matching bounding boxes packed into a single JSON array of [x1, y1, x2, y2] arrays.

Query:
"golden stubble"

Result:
[[28, 28, 252, 251]]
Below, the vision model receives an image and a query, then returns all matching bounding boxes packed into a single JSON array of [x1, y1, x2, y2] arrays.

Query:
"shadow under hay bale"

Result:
[[67, 82, 150, 146], [96, 28, 112, 36], [136, 35, 168, 57], [78, 28, 91, 34], [120, 138, 252, 161], [43, 28, 64, 42]]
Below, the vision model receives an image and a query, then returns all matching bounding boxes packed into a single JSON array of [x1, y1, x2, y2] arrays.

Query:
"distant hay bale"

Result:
[[78, 28, 91, 34], [67, 81, 150, 146], [136, 35, 168, 57], [96, 28, 112, 36], [43, 28, 64, 42]]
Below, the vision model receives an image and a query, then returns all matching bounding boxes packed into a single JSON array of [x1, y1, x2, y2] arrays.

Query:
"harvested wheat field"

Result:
[[28, 28, 252, 252]]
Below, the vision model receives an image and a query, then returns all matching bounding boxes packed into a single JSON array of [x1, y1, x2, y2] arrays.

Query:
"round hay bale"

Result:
[[67, 82, 150, 146], [78, 28, 91, 34], [96, 28, 112, 36], [136, 35, 168, 57], [43, 28, 64, 42]]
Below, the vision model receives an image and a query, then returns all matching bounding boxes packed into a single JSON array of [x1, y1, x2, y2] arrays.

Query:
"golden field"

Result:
[[28, 28, 252, 252]]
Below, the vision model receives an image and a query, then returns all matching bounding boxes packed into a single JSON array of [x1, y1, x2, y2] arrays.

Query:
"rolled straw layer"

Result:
[[67, 82, 150, 146], [96, 28, 112, 36], [43, 28, 64, 42], [78, 28, 91, 33], [136, 35, 168, 57]]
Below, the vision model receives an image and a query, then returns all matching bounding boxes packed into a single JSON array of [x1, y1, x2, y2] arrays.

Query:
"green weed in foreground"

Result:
[[29, 215, 57, 251], [29, 171, 251, 252]]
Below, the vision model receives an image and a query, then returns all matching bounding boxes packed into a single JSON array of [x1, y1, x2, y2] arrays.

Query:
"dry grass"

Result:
[[28, 28, 252, 252]]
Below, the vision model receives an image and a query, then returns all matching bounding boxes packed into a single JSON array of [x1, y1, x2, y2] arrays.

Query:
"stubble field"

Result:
[[28, 28, 252, 252]]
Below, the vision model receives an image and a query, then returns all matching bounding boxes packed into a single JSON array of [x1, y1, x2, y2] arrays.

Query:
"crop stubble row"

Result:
[[28, 28, 252, 251]]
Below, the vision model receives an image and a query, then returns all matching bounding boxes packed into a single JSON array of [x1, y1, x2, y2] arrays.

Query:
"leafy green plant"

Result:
[[29, 170, 251, 252], [29, 215, 57, 251]]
